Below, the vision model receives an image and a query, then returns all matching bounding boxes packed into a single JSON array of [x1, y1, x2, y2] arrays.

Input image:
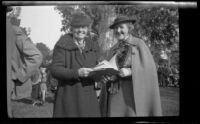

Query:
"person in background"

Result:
[[50, 12, 100, 117], [163, 64, 169, 87], [157, 65, 162, 87], [169, 66, 173, 87], [99, 15, 162, 117], [31, 68, 42, 101], [11, 22, 43, 101], [31, 67, 48, 106], [40, 67, 47, 103], [159, 65, 165, 87], [6, 6, 43, 117]]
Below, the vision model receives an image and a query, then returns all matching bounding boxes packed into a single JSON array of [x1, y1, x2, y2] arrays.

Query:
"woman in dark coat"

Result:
[[50, 12, 100, 117], [99, 16, 162, 117]]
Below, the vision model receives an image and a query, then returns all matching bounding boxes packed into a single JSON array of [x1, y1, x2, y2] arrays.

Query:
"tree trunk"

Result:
[[97, 5, 116, 59]]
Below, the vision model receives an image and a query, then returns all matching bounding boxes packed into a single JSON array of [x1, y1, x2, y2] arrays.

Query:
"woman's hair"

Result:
[[127, 22, 135, 33]]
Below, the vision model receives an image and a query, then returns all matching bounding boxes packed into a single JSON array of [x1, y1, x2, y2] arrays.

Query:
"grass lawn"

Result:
[[160, 87, 179, 116], [11, 87, 179, 117]]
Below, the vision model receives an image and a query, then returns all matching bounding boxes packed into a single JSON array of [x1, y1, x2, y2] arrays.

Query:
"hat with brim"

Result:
[[109, 16, 136, 29], [71, 12, 92, 27]]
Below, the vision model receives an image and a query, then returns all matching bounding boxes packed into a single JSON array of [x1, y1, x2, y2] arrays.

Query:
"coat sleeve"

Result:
[[50, 45, 80, 81], [15, 34, 43, 83]]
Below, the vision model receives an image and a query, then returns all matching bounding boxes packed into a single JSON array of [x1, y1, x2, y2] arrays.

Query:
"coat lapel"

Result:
[[75, 50, 85, 67], [74, 37, 92, 67], [56, 34, 85, 67]]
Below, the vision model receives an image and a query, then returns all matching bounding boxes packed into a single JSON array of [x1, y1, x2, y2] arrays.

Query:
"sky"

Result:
[[19, 6, 63, 50]]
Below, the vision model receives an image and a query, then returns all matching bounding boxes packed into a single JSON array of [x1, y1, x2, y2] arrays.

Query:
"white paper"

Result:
[[93, 54, 118, 71]]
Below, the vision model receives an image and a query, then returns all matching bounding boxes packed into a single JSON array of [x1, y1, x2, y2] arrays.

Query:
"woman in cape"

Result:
[[99, 15, 162, 117]]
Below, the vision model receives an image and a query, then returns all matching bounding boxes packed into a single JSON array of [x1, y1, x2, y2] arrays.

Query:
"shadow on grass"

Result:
[[12, 91, 55, 105], [159, 87, 179, 116], [12, 97, 34, 104]]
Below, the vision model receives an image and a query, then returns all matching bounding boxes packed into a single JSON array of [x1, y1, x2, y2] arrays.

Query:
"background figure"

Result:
[[157, 65, 162, 87], [31, 68, 41, 100], [99, 15, 162, 117], [31, 67, 47, 106], [163, 64, 169, 87], [11, 24, 43, 100], [159, 65, 165, 87], [40, 67, 47, 103], [50, 12, 100, 117], [6, 6, 43, 117]]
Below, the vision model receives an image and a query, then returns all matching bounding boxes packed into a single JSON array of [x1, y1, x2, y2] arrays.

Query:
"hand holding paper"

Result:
[[93, 53, 118, 71], [89, 54, 119, 82], [119, 68, 132, 77], [78, 68, 94, 78]]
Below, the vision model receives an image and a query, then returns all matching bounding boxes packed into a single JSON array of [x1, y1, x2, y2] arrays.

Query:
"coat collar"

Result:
[[110, 35, 138, 52], [56, 34, 78, 50], [125, 35, 138, 46], [56, 33, 93, 51]]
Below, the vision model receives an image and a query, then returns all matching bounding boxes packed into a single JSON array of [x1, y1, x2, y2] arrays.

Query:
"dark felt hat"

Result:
[[109, 15, 136, 29], [71, 12, 92, 27]]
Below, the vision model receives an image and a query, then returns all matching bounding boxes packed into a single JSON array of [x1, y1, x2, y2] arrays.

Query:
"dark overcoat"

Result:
[[51, 34, 100, 117], [7, 18, 42, 117]]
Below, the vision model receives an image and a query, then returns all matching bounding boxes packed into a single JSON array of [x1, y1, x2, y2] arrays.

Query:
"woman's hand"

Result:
[[78, 68, 93, 78], [119, 68, 132, 77]]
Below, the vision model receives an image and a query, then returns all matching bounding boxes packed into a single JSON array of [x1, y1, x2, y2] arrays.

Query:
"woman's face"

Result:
[[72, 26, 88, 40], [113, 23, 129, 41]]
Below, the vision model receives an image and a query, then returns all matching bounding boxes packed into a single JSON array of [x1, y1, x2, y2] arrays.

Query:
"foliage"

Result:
[[54, 5, 77, 33], [54, 5, 117, 59], [115, 5, 179, 67], [81, 5, 117, 53], [7, 6, 32, 38], [7, 6, 21, 19], [55, 5, 179, 68], [7, 6, 21, 26], [36, 42, 51, 67], [20, 27, 31, 37]]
